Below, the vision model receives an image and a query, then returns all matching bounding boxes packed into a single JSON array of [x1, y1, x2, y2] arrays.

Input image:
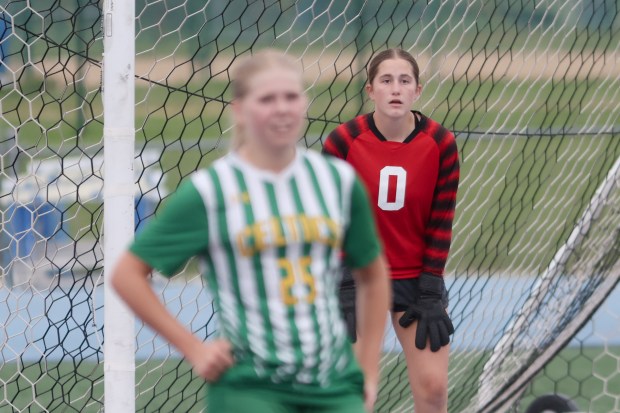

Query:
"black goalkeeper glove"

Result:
[[398, 273, 454, 352]]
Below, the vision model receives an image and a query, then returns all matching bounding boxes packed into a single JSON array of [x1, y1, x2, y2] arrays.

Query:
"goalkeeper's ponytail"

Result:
[[229, 49, 302, 151]]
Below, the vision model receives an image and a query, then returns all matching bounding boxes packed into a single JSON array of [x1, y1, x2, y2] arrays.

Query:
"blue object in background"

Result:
[[0, 12, 8, 75], [4, 197, 61, 260], [135, 195, 158, 233]]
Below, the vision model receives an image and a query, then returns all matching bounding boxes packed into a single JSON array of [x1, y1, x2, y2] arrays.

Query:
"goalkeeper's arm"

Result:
[[422, 130, 459, 276]]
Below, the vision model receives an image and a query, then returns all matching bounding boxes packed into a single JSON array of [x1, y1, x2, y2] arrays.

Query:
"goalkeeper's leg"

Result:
[[392, 278, 450, 413]]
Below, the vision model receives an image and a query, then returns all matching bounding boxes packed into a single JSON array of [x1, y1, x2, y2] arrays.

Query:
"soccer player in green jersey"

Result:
[[111, 49, 390, 413]]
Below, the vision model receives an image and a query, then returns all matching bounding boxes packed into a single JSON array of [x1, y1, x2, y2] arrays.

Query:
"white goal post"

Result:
[[103, 0, 136, 411]]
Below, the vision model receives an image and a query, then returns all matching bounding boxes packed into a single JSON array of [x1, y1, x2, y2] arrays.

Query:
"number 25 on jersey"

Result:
[[279, 257, 316, 306]]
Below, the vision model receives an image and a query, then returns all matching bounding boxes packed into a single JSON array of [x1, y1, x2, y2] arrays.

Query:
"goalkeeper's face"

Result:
[[234, 67, 307, 150], [366, 58, 422, 120]]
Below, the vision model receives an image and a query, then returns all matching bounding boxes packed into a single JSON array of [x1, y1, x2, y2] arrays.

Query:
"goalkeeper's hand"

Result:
[[398, 273, 454, 352]]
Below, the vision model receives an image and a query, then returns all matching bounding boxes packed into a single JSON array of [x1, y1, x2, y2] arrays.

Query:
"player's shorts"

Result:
[[338, 268, 449, 341], [206, 379, 365, 413], [391, 276, 449, 312]]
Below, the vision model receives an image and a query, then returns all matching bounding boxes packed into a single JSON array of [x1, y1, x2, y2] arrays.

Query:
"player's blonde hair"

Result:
[[229, 49, 302, 150]]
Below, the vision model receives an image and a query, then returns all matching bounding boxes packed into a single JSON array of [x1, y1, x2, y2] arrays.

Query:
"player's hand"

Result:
[[399, 273, 454, 352], [364, 377, 378, 412], [186, 339, 234, 382]]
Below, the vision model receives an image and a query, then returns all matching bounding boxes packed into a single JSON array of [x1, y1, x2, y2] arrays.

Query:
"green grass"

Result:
[[375, 346, 620, 413], [519, 346, 620, 413], [0, 358, 204, 412], [2, 346, 618, 412], [2, 45, 618, 411], [2, 8, 619, 413], [33, 130, 619, 275], [1, 72, 617, 149], [450, 133, 620, 273], [3, 72, 618, 271]]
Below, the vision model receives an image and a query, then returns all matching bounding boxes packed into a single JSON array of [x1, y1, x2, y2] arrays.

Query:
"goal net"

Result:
[[0, 1, 618, 412]]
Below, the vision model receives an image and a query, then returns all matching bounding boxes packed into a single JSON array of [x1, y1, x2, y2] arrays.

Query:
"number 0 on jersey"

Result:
[[378, 166, 407, 211]]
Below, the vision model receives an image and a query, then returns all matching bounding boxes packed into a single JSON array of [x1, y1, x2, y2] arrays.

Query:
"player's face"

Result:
[[367, 58, 422, 119], [234, 67, 307, 150]]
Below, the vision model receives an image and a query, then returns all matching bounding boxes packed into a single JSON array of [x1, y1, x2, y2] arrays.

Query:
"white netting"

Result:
[[0, 1, 618, 412], [0, 1, 104, 412]]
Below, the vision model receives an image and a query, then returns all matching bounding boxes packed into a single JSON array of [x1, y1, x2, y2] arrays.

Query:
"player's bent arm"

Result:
[[110, 252, 233, 381], [422, 131, 460, 275], [352, 254, 390, 402]]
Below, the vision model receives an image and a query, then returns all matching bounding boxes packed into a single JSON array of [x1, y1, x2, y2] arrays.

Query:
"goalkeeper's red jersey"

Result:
[[322, 111, 459, 279]]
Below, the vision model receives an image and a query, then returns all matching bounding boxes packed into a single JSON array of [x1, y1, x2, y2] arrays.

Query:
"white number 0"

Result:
[[378, 166, 406, 211]]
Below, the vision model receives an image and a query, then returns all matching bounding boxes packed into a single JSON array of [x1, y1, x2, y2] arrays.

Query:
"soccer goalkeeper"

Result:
[[323, 48, 459, 413]]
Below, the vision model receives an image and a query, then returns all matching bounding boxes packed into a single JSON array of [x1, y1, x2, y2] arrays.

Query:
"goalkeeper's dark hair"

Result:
[[367, 48, 420, 85], [229, 49, 302, 150]]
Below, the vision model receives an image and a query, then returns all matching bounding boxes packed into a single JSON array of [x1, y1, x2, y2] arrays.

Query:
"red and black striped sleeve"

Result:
[[423, 123, 460, 276], [321, 116, 364, 159]]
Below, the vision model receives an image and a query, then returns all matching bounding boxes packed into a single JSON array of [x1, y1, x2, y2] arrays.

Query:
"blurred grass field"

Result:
[[1, 4, 618, 413], [2, 346, 618, 412], [1, 74, 618, 150], [2, 24, 618, 411], [3, 133, 616, 275], [2, 73, 618, 276]]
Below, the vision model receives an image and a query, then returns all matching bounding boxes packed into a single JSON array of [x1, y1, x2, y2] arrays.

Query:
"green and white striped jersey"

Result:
[[130, 148, 380, 390]]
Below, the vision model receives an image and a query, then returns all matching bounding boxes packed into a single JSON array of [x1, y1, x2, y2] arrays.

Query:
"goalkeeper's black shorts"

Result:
[[338, 269, 449, 342]]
